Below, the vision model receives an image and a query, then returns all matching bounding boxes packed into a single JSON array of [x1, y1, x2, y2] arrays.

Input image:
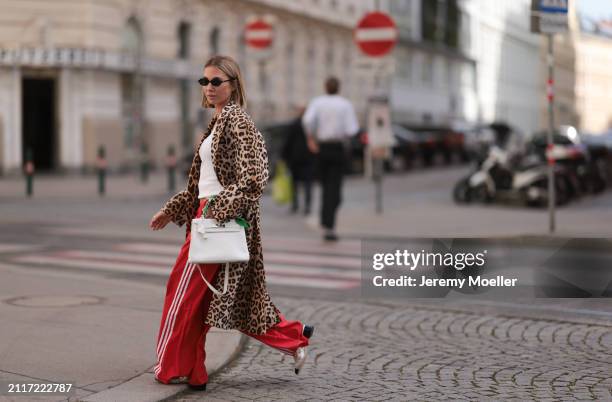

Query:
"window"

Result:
[[422, 54, 433, 85], [397, 48, 412, 81], [325, 40, 334, 76], [177, 21, 191, 59], [121, 17, 144, 150], [209, 27, 220, 55], [307, 42, 316, 98], [421, 0, 437, 42], [122, 16, 144, 60], [285, 38, 295, 106], [460, 10, 471, 51], [342, 48, 352, 98], [237, 28, 247, 77], [446, 59, 453, 89], [258, 60, 268, 95], [421, 0, 460, 48], [445, 0, 459, 48]]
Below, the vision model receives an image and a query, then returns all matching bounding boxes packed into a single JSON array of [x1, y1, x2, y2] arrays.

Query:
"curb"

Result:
[[80, 330, 245, 402]]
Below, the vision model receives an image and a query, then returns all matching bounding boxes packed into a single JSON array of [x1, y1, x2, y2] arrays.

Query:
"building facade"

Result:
[[0, 0, 554, 175], [0, 0, 381, 175], [574, 29, 612, 134], [536, 3, 612, 136]]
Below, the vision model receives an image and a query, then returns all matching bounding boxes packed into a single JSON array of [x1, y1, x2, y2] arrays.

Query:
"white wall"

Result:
[[462, 0, 542, 134], [0, 67, 21, 172]]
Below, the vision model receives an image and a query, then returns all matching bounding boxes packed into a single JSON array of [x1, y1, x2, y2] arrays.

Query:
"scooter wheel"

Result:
[[471, 183, 492, 203], [453, 179, 471, 203]]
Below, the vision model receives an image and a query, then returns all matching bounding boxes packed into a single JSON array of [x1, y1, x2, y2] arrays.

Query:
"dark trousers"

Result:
[[291, 177, 312, 213], [289, 163, 314, 213], [317, 142, 345, 230]]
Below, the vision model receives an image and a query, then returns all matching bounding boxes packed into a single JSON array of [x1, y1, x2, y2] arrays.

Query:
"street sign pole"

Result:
[[367, 96, 394, 214], [245, 16, 275, 120], [354, 10, 398, 214], [531, 0, 568, 234], [546, 34, 556, 233]]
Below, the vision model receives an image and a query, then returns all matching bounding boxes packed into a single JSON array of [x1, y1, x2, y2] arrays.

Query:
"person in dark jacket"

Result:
[[281, 107, 315, 215]]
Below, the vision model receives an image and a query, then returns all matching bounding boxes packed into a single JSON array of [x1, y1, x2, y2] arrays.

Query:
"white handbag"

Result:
[[188, 197, 250, 296]]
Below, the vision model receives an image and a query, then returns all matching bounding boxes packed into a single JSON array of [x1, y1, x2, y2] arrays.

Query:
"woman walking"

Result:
[[149, 55, 314, 391]]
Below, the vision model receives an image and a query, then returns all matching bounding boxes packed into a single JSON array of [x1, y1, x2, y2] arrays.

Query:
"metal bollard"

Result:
[[140, 143, 149, 184], [166, 145, 177, 192], [96, 145, 107, 196], [24, 148, 34, 197]]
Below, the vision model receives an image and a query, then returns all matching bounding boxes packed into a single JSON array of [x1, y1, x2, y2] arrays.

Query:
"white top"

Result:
[[301, 94, 359, 142], [198, 123, 224, 199]]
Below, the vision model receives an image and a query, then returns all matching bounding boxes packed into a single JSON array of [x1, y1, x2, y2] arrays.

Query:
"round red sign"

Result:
[[245, 20, 273, 49], [354, 11, 398, 57]]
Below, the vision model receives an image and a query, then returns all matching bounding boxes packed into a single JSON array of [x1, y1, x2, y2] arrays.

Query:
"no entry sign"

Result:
[[245, 19, 273, 49], [354, 11, 398, 57]]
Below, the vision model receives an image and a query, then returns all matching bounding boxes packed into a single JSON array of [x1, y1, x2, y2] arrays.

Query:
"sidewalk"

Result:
[[3, 168, 611, 238], [0, 261, 243, 402], [0, 171, 183, 201]]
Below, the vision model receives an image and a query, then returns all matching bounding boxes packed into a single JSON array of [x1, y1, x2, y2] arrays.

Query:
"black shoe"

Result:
[[302, 324, 315, 339], [188, 383, 207, 391], [323, 233, 338, 242]]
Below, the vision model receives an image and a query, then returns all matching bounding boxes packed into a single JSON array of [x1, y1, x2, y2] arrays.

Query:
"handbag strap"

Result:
[[201, 195, 216, 218], [200, 195, 250, 229], [197, 263, 229, 296]]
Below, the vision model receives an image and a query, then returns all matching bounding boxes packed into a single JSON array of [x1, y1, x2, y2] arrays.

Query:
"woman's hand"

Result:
[[150, 210, 171, 231]]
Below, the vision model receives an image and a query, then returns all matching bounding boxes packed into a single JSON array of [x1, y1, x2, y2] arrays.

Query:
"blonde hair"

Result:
[[201, 55, 247, 109]]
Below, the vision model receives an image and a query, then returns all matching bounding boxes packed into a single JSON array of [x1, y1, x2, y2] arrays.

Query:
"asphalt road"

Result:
[[1, 166, 611, 400]]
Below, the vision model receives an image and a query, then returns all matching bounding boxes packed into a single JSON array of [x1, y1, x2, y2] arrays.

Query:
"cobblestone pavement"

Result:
[[168, 297, 612, 401]]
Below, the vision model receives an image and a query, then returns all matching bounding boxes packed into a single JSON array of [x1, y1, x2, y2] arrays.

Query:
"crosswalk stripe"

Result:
[[13, 255, 170, 276], [0, 243, 44, 253], [265, 265, 360, 280], [117, 239, 362, 258], [58, 250, 177, 266], [12, 251, 362, 289], [117, 243, 361, 270], [265, 252, 360, 269], [115, 243, 182, 255], [52, 250, 361, 279], [264, 236, 362, 254], [265, 274, 358, 289], [44, 227, 363, 255]]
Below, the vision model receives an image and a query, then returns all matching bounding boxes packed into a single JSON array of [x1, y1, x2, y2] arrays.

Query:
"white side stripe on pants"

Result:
[[155, 263, 196, 374], [154, 263, 196, 374], [156, 261, 193, 357]]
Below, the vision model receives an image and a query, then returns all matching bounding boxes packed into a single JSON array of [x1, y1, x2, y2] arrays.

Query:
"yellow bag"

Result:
[[272, 161, 293, 205]]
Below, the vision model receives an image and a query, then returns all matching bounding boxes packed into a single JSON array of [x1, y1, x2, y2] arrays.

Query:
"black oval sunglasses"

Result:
[[198, 77, 235, 87]]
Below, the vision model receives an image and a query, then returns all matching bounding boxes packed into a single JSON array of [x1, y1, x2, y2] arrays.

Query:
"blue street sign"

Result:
[[539, 0, 568, 14]]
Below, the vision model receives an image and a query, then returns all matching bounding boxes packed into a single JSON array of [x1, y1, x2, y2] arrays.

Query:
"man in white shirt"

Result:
[[302, 77, 359, 241]]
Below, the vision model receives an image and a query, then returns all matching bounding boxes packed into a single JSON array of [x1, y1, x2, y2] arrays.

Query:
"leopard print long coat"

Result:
[[161, 101, 281, 335]]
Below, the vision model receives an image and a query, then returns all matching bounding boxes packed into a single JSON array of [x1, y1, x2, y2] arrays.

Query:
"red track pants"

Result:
[[154, 199, 310, 385]]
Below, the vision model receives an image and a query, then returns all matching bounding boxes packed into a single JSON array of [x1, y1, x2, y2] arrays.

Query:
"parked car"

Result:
[[397, 124, 468, 167], [389, 124, 419, 171], [350, 125, 419, 174], [581, 130, 612, 188]]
